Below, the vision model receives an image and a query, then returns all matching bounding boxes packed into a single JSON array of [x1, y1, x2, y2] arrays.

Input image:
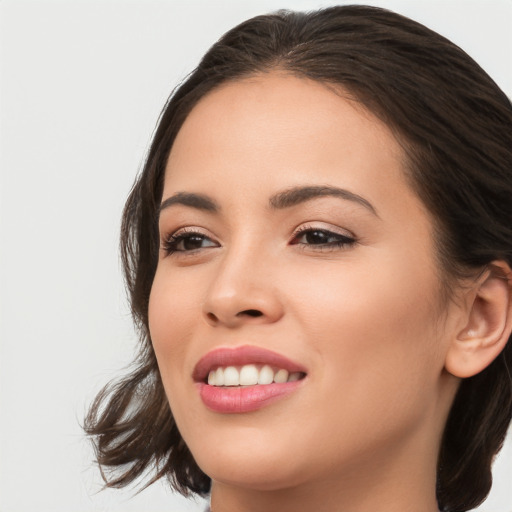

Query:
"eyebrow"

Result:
[[269, 185, 378, 216], [159, 192, 219, 214], [158, 185, 378, 217]]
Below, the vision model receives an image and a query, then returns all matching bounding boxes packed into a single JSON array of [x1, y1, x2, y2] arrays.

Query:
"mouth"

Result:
[[193, 345, 308, 383], [206, 364, 306, 387], [193, 345, 308, 413]]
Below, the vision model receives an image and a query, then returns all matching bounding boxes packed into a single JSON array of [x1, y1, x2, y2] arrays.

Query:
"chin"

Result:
[[184, 425, 310, 491], [198, 456, 307, 492]]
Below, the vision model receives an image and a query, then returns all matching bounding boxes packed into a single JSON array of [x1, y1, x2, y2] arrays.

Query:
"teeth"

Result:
[[239, 364, 259, 385], [207, 364, 304, 387], [258, 365, 274, 385], [288, 372, 301, 382], [274, 369, 289, 383], [215, 367, 224, 386], [223, 366, 239, 386]]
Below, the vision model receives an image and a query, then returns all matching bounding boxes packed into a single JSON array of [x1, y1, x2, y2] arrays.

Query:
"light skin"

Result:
[[148, 73, 512, 512]]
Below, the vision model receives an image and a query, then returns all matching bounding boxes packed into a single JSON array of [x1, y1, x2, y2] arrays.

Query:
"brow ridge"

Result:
[[158, 185, 377, 217], [159, 192, 219, 214], [269, 185, 378, 215]]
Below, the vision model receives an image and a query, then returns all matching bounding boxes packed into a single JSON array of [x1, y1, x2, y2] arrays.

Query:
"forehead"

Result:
[[164, 72, 420, 218]]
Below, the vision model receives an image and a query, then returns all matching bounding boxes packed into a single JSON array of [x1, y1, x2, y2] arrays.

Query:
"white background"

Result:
[[1, 1, 511, 511]]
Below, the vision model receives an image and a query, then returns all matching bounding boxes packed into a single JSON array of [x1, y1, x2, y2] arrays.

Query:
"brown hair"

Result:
[[85, 6, 512, 511]]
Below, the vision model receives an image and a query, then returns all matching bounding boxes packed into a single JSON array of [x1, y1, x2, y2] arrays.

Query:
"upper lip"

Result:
[[192, 345, 308, 382]]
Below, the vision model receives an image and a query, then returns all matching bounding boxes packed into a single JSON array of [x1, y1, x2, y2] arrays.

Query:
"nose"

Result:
[[202, 246, 284, 328]]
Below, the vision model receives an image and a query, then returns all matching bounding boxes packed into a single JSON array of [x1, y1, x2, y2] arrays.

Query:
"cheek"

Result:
[[287, 254, 445, 413], [147, 267, 199, 397]]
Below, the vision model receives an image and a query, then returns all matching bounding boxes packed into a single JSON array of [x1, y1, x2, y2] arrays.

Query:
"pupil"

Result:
[[184, 236, 204, 250], [307, 231, 328, 244]]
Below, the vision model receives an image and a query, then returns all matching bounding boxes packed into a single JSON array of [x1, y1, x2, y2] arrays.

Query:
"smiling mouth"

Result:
[[206, 364, 306, 386], [193, 345, 308, 384], [193, 346, 308, 413]]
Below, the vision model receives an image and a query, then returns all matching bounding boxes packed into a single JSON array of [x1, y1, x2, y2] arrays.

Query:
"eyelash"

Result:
[[162, 227, 217, 256], [161, 225, 356, 257], [290, 225, 356, 250]]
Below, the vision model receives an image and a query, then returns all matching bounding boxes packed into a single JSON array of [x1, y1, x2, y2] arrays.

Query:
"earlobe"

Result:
[[445, 261, 512, 379]]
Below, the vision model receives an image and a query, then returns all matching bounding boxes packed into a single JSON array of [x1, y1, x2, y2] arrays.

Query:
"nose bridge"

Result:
[[202, 233, 283, 326]]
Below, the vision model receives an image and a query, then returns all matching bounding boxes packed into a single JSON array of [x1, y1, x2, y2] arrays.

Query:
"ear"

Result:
[[445, 261, 512, 379]]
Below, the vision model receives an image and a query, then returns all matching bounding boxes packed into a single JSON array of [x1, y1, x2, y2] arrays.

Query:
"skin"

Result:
[[148, 73, 470, 512]]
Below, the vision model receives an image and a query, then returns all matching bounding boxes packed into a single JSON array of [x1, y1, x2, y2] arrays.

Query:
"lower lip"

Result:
[[197, 380, 304, 413]]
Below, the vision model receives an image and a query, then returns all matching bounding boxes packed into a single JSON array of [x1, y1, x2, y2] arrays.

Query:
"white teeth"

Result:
[[239, 364, 259, 385], [206, 364, 304, 387], [223, 366, 239, 386], [215, 367, 224, 386], [258, 365, 274, 385], [288, 372, 301, 382], [274, 369, 289, 383]]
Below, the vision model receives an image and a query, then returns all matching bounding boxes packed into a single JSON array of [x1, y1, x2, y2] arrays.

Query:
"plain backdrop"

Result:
[[1, 1, 511, 511]]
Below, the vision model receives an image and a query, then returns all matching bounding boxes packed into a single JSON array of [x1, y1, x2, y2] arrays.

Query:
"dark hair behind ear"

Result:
[[85, 6, 512, 510]]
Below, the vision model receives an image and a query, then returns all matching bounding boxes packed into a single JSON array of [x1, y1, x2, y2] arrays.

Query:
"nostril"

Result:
[[205, 308, 266, 324], [238, 309, 263, 318], [206, 312, 218, 322]]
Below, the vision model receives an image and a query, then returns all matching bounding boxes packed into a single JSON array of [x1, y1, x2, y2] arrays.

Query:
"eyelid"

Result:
[[289, 222, 358, 252], [160, 221, 356, 258], [291, 222, 356, 240], [160, 225, 211, 244], [165, 225, 212, 238], [160, 225, 220, 256]]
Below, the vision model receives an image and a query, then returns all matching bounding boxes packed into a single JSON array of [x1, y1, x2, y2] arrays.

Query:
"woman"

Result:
[[86, 5, 512, 511]]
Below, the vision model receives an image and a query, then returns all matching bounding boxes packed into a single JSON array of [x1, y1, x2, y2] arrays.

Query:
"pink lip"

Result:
[[192, 345, 307, 382], [193, 345, 308, 414], [197, 380, 304, 413]]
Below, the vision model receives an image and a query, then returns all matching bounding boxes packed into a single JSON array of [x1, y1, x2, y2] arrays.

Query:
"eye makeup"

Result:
[[161, 220, 358, 259], [290, 223, 357, 251], [162, 227, 219, 256]]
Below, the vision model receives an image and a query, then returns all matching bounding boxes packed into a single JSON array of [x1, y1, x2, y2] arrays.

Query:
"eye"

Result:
[[290, 226, 356, 249], [162, 228, 219, 256]]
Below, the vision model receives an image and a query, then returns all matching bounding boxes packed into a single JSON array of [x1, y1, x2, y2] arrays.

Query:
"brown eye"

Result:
[[163, 232, 218, 255], [292, 228, 355, 247], [179, 234, 210, 251]]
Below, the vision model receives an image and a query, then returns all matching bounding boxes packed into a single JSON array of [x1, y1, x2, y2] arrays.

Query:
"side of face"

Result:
[[148, 73, 465, 491]]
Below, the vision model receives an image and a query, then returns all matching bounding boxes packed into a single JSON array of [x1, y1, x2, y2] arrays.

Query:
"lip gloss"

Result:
[[193, 345, 307, 413], [197, 380, 304, 413]]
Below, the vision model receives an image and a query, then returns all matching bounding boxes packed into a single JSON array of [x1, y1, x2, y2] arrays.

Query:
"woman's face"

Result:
[[149, 73, 461, 491]]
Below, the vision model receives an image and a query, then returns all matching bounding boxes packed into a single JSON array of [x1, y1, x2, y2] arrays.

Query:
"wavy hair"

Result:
[[85, 6, 512, 511]]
